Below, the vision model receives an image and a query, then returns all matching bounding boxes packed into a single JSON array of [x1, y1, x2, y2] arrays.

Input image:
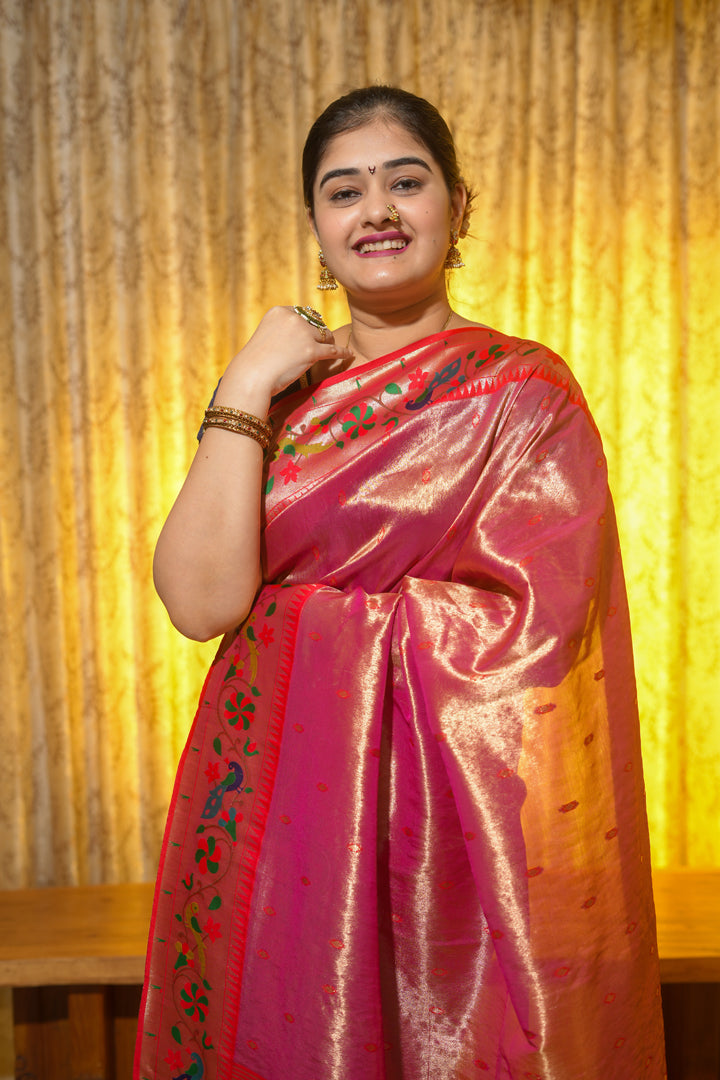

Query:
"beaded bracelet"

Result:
[[201, 406, 274, 452]]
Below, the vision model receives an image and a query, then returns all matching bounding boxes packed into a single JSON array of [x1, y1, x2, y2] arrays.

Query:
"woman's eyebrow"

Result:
[[318, 167, 361, 190], [383, 156, 431, 172]]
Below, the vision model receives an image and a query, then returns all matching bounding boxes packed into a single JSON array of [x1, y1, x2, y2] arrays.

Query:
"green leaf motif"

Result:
[[213, 736, 222, 755], [384, 382, 401, 394], [171, 1025, 182, 1044], [208, 895, 222, 910], [283, 444, 296, 456], [246, 626, 256, 641], [251, 685, 261, 697], [265, 601, 276, 616], [265, 476, 274, 495]]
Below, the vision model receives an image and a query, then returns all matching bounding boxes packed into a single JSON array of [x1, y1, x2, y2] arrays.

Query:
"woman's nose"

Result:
[[361, 196, 398, 229]]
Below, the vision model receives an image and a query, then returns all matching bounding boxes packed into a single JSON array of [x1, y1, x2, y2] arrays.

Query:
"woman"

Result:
[[136, 87, 665, 1079]]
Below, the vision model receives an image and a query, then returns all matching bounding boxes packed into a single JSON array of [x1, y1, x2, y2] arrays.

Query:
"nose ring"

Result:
[[386, 204, 401, 224]]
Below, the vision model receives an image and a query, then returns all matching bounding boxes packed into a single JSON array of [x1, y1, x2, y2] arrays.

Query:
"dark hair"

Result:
[[302, 85, 474, 230]]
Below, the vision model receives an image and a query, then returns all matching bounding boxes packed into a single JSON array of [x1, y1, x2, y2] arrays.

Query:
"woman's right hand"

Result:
[[153, 306, 353, 641], [215, 306, 354, 412]]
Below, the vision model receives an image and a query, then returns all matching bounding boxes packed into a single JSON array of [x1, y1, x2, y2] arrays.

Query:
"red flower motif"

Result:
[[223, 690, 255, 729], [204, 761, 221, 783], [341, 404, 375, 439], [164, 1049, 184, 1069], [258, 622, 275, 648], [280, 458, 302, 484], [195, 835, 221, 875], [408, 368, 428, 390], [204, 916, 222, 942]]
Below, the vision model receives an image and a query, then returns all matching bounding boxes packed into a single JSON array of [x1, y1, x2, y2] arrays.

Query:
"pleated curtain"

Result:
[[1, 0, 718, 889]]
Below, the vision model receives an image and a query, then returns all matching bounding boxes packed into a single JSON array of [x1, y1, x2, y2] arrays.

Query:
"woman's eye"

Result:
[[392, 177, 422, 192], [329, 188, 359, 202]]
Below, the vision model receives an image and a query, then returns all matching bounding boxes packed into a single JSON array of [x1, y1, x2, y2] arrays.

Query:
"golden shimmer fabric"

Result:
[[0, 0, 718, 893]]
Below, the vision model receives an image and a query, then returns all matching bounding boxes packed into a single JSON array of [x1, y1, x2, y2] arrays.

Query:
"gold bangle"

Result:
[[202, 407, 273, 451]]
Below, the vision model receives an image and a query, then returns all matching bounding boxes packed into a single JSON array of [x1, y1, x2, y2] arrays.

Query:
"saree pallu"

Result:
[[136, 327, 666, 1079]]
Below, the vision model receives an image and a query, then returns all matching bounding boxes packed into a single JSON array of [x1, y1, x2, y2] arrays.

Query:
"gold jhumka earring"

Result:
[[316, 250, 338, 291], [445, 229, 465, 269]]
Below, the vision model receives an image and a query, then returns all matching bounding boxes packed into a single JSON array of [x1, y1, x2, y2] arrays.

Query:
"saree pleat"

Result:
[[136, 326, 665, 1079]]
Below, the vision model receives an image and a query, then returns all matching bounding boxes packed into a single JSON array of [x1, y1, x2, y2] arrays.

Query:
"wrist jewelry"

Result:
[[201, 406, 274, 451]]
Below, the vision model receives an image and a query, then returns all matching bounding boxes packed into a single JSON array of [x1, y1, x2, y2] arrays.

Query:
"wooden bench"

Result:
[[1, 882, 153, 1079], [1, 870, 718, 1078]]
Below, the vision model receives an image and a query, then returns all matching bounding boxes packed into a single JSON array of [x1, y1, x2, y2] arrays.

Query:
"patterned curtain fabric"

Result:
[[0, 0, 718, 888]]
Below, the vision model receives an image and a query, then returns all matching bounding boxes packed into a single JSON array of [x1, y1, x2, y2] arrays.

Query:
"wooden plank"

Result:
[[1, 869, 719, 991], [662, 983, 720, 1079], [111, 985, 143, 1078], [653, 868, 720, 982], [13, 986, 71, 1080], [68, 987, 111, 1078], [0, 883, 154, 987]]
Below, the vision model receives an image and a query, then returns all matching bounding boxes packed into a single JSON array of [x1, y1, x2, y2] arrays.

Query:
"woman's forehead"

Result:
[[316, 118, 433, 173]]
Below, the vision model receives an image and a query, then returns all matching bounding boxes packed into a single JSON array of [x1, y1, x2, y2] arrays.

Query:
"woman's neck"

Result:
[[345, 296, 454, 365]]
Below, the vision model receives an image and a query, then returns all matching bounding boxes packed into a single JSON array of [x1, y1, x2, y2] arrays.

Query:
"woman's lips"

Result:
[[354, 231, 410, 257]]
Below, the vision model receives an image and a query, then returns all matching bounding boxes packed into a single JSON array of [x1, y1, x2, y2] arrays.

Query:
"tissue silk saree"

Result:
[[136, 327, 665, 1079]]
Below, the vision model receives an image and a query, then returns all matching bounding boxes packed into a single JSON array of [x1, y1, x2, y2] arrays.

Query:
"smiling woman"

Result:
[[136, 86, 666, 1080]]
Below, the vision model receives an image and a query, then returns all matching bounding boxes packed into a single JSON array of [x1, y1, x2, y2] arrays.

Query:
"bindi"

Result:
[[368, 165, 376, 174]]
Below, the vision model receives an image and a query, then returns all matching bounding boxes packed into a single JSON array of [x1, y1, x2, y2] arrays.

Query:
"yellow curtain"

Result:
[[1, 0, 718, 887]]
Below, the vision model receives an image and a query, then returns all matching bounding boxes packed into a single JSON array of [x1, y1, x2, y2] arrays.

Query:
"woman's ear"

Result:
[[306, 207, 319, 243], [451, 182, 469, 237]]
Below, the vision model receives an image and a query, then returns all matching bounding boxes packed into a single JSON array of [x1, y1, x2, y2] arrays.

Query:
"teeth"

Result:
[[358, 239, 407, 253]]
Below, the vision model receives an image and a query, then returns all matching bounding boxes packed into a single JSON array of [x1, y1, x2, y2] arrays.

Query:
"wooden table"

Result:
[[1, 870, 718, 1078], [0, 882, 153, 1080]]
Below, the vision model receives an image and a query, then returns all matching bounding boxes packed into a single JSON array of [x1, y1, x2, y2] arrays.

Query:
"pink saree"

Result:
[[136, 327, 665, 1079]]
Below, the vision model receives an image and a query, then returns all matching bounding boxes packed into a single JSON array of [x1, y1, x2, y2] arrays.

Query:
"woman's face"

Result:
[[310, 118, 466, 309]]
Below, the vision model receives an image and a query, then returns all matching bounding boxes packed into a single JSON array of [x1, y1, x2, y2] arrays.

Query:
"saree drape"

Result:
[[136, 327, 664, 1079]]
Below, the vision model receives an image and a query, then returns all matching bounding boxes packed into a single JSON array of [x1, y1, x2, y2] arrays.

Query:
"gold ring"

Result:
[[293, 305, 327, 331], [319, 326, 327, 342]]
